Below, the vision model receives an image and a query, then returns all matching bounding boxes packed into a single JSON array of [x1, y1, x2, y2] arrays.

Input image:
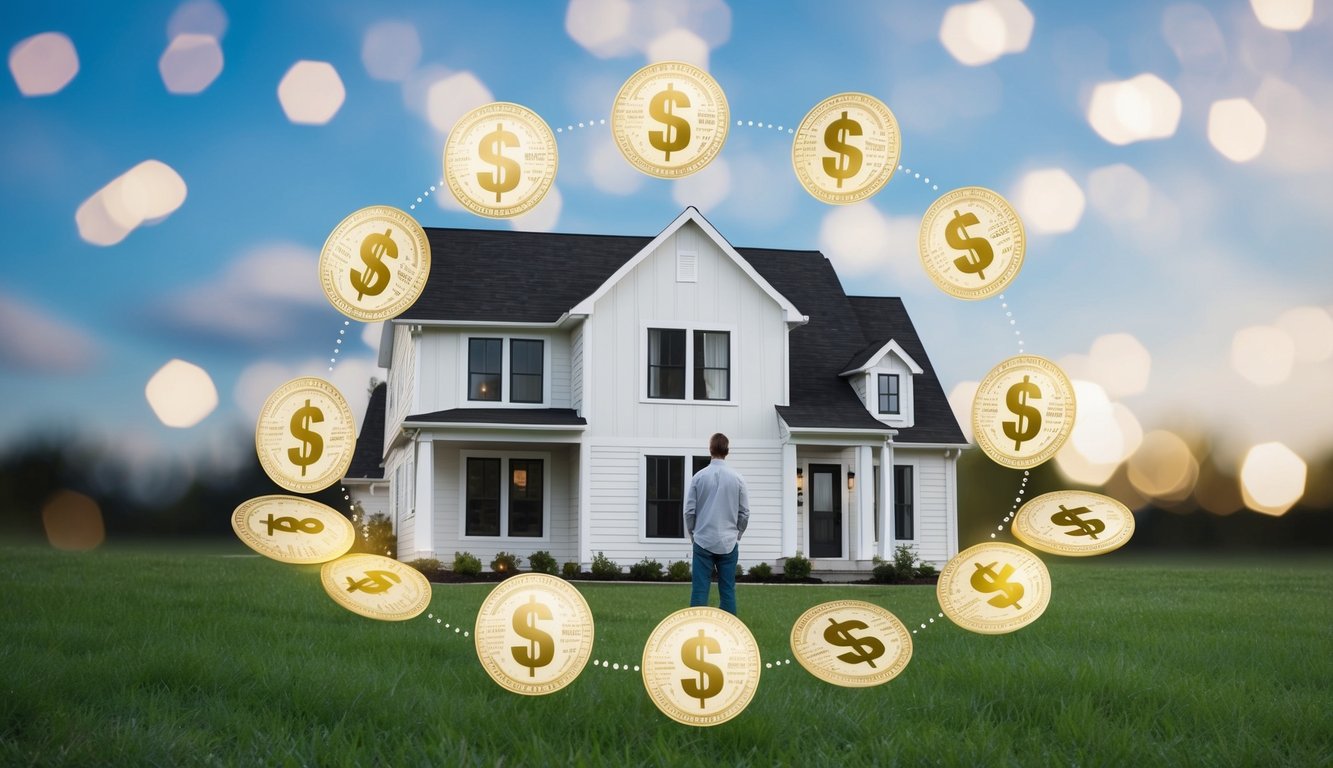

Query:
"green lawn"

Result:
[[1, 545, 1329, 767]]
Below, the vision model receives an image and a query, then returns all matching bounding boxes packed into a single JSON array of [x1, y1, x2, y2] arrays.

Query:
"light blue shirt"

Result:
[[685, 458, 749, 555]]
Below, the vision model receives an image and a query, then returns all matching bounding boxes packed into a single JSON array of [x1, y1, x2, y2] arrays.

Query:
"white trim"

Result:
[[402, 421, 584, 432], [839, 339, 924, 376], [412, 440, 433, 559], [889, 457, 921, 544], [570, 208, 806, 324], [640, 322, 739, 406], [578, 440, 591, 566], [802, 461, 850, 561], [459, 333, 553, 408], [392, 316, 571, 329], [457, 450, 553, 544], [781, 442, 797, 556]]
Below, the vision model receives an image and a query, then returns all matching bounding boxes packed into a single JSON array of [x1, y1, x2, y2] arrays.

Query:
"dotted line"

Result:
[[912, 613, 947, 635], [555, 118, 607, 134], [592, 658, 639, 673], [990, 469, 1032, 538], [735, 118, 794, 134], [998, 294, 1024, 354], [898, 164, 940, 191], [764, 658, 795, 670], [426, 612, 471, 638]]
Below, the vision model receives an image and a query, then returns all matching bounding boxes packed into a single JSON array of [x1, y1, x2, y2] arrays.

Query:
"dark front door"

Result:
[[808, 464, 842, 558]]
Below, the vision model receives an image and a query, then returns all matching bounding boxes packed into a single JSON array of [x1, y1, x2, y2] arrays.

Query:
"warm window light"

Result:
[[513, 468, 527, 490], [796, 467, 804, 506], [847, 471, 856, 491]]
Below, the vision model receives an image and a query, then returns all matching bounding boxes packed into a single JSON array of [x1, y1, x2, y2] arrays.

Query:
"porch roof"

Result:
[[402, 407, 587, 428]]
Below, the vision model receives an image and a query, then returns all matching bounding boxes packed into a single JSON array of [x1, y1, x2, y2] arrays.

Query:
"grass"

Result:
[[0, 545, 1330, 767]]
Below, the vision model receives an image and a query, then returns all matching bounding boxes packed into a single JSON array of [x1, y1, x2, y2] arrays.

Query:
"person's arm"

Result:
[[736, 476, 749, 538], [684, 477, 697, 540]]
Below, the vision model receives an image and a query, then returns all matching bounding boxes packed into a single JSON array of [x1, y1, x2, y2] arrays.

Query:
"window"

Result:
[[508, 459, 543, 537], [465, 457, 501, 536], [694, 330, 730, 400], [464, 455, 546, 538], [510, 339, 544, 404], [692, 455, 712, 476], [894, 465, 914, 540], [468, 338, 502, 401], [878, 373, 900, 414], [648, 329, 686, 399], [645, 455, 685, 538]]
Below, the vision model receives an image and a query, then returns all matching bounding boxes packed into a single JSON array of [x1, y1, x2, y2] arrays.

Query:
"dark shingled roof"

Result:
[[373, 220, 963, 444], [404, 408, 587, 427], [345, 382, 386, 479]]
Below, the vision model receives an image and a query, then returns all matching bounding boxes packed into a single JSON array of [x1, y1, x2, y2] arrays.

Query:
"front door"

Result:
[[808, 464, 842, 558]]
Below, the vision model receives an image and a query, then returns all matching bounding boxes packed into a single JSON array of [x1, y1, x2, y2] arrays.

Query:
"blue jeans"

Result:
[[690, 542, 739, 615]]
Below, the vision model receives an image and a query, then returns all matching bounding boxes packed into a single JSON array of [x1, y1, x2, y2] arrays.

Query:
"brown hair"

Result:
[[709, 433, 729, 458]]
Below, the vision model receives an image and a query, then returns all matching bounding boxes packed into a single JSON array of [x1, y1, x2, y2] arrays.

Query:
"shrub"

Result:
[[629, 558, 664, 581], [490, 551, 522, 574], [871, 555, 896, 583], [590, 551, 620, 580], [891, 544, 918, 580], [561, 561, 581, 579], [528, 550, 558, 575], [452, 551, 482, 577], [916, 561, 938, 578], [783, 552, 812, 581], [666, 560, 691, 581], [747, 562, 772, 579], [406, 558, 441, 579], [349, 509, 396, 559]]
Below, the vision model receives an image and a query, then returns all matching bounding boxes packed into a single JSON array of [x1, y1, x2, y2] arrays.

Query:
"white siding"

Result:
[[550, 331, 571, 409], [570, 323, 584, 414], [386, 324, 417, 437], [383, 445, 414, 557], [892, 448, 953, 565], [584, 221, 788, 442], [583, 439, 785, 568], [415, 328, 571, 413]]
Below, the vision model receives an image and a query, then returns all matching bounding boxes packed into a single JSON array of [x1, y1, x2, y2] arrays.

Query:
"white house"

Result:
[[343, 208, 966, 574]]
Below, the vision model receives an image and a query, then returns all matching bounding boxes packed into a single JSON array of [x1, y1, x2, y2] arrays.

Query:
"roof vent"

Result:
[[677, 250, 698, 283]]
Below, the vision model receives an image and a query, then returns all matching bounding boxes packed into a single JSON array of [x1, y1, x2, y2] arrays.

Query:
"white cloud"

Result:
[[0, 289, 100, 373], [588, 134, 643, 195], [671, 156, 729, 211], [818, 203, 924, 289], [565, 0, 731, 61], [509, 185, 564, 232]]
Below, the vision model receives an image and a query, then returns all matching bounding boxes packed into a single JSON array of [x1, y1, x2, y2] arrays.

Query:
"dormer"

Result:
[[839, 339, 924, 429]]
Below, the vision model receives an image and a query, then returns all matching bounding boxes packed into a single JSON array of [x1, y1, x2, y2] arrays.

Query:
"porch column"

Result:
[[781, 441, 797, 557], [881, 438, 895, 560], [578, 440, 592, 566], [413, 438, 434, 560], [854, 444, 874, 561]]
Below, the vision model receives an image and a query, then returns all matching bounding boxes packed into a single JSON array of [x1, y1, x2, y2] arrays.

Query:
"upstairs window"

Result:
[[468, 338, 502, 401], [647, 327, 732, 402], [510, 339, 544, 404], [694, 330, 730, 400], [878, 373, 900, 415], [648, 329, 686, 399]]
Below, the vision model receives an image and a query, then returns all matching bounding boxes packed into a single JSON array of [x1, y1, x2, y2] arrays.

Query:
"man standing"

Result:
[[685, 433, 749, 615]]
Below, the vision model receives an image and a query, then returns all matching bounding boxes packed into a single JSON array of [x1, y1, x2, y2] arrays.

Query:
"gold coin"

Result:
[[919, 186, 1025, 300], [790, 600, 912, 688], [641, 607, 761, 727], [937, 542, 1051, 635], [320, 553, 432, 622], [255, 376, 356, 494], [318, 205, 431, 323], [611, 61, 729, 178], [791, 92, 901, 204], [1013, 490, 1135, 557], [473, 573, 595, 696], [231, 495, 355, 564], [443, 101, 557, 218], [971, 355, 1076, 469]]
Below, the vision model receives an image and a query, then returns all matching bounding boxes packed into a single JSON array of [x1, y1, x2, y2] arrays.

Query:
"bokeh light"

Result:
[[361, 20, 421, 82], [509, 185, 563, 233], [566, 0, 634, 58], [1195, 459, 1244, 516], [947, 381, 979, 444], [1087, 332, 1151, 398], [1230, 324, 1295, 387], [1275, 305, 1333, 363], [277, 60, 345, 125], [167, 0, 228, 39], [646, 28, 710, 69], [1162, 4, 1226, 73], [1127, 430, 1198, 501], [1239, 442, 1306, 515], [8, 31, 79, 96], [1087, 163, 1151, 221], [939, 1, 1007, 66], [1013, 167, 1085, 234], [159, 33, 223, 94], [145, 359, 218, 428], [1250, 0, 1314, 30], [1207, 98, 1267, 163], [1056, 382, 1143, 486], [75, 160, 188, 246], [42, 490, 106, 551], [426, 71, 492, 134], [1087, 74, 1181, 145]]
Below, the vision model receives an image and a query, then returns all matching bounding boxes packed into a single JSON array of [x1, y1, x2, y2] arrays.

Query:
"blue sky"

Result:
[[1, 0, 1330, 497]]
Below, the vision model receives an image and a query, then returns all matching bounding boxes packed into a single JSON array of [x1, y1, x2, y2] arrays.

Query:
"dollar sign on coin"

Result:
[[345, 570, 400, 594], [945, 210, 994, 280], [971, 561, 1024, 610], [263, 513, 325, 536], [1050, 504, 1105, 539], [823, 617, 885, 667], [511, 595, 556, 678], [1003, 375, 1042, 452], [288, 399, 324, 477], [680, 629, 724, 709], [477, 122, 521, 203], [349, 229, 397, 301], [822, 111, 863, 189], [647, 83, 691, 161]]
